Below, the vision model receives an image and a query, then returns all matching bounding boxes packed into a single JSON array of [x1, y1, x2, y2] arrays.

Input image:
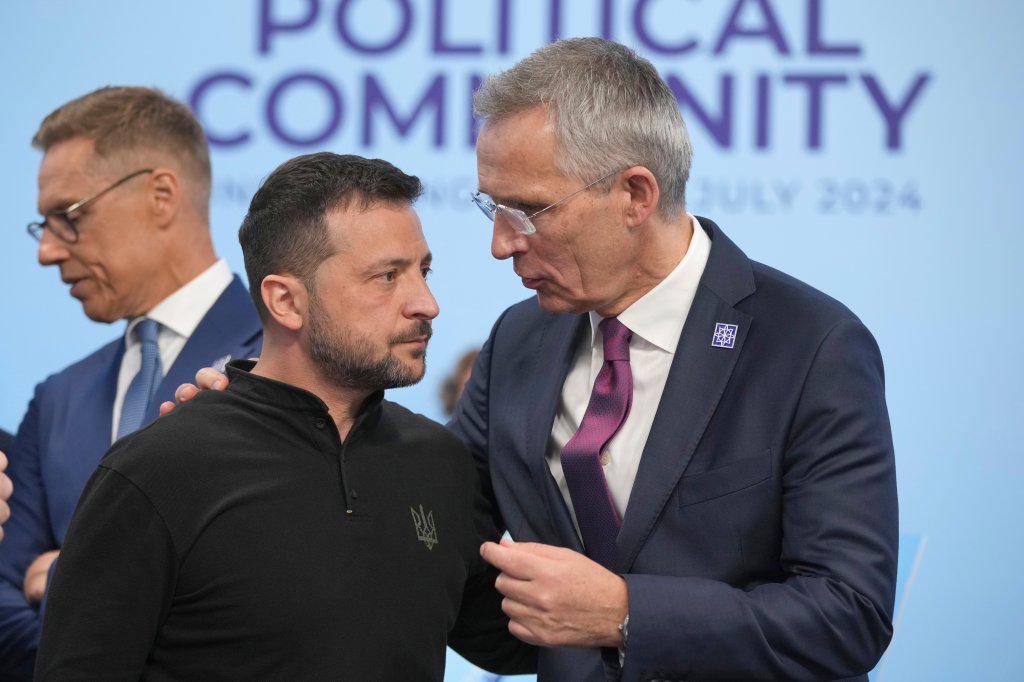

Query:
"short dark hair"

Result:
[[32, 86, 211, 207], [239, 152, 424, 320]]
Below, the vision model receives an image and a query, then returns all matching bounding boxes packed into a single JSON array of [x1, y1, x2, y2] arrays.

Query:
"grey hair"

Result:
[[473, 37, 691, 218]]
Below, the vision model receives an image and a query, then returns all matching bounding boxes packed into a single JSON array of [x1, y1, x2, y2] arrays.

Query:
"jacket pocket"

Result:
[[678, 449, 772, 507]]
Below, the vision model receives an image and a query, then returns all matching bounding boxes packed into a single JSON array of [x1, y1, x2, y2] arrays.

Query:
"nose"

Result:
[[37, 227, 70, 267], [490, 214, 529, 261], [405, 272, 440, 321]]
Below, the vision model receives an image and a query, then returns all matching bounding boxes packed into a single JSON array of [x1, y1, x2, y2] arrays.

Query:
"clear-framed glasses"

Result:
[[27, 168, 154, 244], [471, 167, 624, 235]]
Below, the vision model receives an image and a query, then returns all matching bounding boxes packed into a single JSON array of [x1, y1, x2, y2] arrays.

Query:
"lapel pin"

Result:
[[711, 323, 738, 349]]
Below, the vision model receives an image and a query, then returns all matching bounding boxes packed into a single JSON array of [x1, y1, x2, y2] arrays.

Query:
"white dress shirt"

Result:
[[548, 216, 711, 534], [112, 259, 234, 441]]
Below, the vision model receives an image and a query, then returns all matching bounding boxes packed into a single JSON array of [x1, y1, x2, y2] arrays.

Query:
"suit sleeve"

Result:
[[447, 309, 509, 538], [35, 465, 177, 681], [622, 319, 898, 681], [447, 431, 537, 675], [0, 391, 50, 682]]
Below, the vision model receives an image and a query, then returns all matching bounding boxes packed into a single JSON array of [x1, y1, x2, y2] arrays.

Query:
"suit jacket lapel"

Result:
[[522, 310, 588, 550], [77, 340, 123, 454], [617, 218, 756, 571]]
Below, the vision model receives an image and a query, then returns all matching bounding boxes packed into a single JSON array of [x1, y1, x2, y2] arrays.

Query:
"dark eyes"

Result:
[[377, 267, 431, 283]]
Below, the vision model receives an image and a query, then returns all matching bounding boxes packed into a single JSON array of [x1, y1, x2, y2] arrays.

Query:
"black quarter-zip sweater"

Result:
[[37, 361, 534, 681]]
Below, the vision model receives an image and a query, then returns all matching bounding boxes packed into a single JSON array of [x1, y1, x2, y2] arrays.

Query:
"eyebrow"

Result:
[[481, 191, 545, 210], [38, 195, 81, 215], [363, 251, 433, 273]]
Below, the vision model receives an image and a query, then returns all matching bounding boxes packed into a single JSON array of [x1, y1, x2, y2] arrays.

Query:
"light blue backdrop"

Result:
[[1, 1, 1021, 680]]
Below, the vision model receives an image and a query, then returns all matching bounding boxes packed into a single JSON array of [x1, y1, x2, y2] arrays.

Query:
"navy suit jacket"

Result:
[[0, 277, 262, 681], [449, 219, 898, 682]]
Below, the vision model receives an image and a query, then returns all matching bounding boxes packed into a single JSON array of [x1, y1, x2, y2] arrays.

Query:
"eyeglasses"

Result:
[[27, 168, 154, 244], [471, 168, 623, 236]]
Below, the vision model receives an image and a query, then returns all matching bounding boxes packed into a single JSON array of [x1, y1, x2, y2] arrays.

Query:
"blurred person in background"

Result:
[[440, 348, 479, 417]]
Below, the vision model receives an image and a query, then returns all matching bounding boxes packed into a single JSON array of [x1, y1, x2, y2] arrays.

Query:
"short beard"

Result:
[[307, 289, 430, 392]]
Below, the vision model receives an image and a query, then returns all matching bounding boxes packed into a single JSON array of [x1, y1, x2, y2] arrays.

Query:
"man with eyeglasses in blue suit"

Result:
[[0, 86, 261, 681], [458, 38, 898, 682]]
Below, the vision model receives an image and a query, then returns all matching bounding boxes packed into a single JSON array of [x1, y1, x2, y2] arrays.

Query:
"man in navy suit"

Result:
[[454, 38, 898, 681], [0, 86, 261, 680]]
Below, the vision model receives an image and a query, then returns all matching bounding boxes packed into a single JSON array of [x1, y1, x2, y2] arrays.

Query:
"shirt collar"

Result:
[[124, 259, 233, 341], [588, 214, 711, 354], [226, 359, 386, 427]]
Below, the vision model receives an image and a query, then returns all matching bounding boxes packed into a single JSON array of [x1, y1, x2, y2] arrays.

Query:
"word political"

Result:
[[188, 0, 930, 152]]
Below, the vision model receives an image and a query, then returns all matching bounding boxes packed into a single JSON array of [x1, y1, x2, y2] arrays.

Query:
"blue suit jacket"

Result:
[[449, 219, 898, 682], [0, 277, 262, 681]]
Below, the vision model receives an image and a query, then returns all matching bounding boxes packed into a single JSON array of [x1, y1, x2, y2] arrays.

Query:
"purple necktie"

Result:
[[560, 317, 633, 569]]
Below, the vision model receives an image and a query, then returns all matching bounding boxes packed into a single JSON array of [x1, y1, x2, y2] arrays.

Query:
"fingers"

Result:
[[176, 383, 200, 403], [481, 540, 568, 579], [0, 500, 9, 541], [195, 367, 228, 391], [0, 471, 11, 507], [481, 540, 529, 579], [0, 451, 8, 489], [0, 452, 12, 540], [505, 611, 542, 646], [23, 550, 59, 604], [157, 367, 229, 417], [158, 384, 198, 416], [484, 542, 559, 606]]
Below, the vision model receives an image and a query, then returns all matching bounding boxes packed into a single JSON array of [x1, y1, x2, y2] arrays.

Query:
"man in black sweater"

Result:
[[35, 153, 534, 680]]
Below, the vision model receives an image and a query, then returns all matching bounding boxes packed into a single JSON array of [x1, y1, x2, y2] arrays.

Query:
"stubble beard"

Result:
[[307, 290, 430, 392]]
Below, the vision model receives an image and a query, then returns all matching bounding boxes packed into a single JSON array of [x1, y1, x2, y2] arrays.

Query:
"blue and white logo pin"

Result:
[[711, 323, 738, 349]]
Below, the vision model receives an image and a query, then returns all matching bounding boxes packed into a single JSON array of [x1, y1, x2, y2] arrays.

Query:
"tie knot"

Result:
[[599, 317, 631, 362], [134, 318, 159, 345]]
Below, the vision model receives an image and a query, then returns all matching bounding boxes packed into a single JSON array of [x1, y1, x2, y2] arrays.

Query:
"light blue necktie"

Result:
[[117, 318, 162, 439]]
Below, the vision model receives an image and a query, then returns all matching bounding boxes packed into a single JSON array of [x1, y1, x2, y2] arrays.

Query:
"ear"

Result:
[[620, 166, 660, 228], [261, 274, 307, 331], [148, 167, 181, 228]]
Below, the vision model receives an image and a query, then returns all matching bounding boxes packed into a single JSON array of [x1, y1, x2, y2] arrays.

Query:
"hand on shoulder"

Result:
[[158, 366, 232, 416]]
